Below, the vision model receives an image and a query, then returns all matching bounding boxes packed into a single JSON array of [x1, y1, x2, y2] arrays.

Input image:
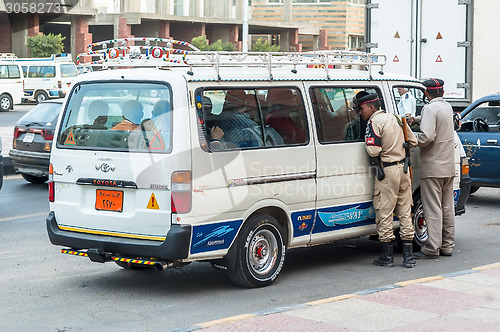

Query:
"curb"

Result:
[[173, 262, 500, 332]]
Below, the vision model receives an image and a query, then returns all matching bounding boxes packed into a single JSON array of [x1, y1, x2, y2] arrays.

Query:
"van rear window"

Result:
[[57, 82, 171, 153], [60, 64, 78, 78]]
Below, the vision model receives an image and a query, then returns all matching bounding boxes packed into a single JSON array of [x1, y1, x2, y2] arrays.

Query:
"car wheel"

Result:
[[412, 195, 427, 250], [35, 91, 49, 104], [0, 94, 12, 111], [21, 173, 48, 184], [470, 186, 480, 195], [228, 214, 286, 288]]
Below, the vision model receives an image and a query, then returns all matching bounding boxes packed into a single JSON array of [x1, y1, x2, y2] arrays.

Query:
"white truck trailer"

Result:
[[365, 0, 500, 111]]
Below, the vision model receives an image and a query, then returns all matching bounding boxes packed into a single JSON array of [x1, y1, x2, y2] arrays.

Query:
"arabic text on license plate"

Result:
[[23, 132, 35, 143], [95, 189, 123, 212]]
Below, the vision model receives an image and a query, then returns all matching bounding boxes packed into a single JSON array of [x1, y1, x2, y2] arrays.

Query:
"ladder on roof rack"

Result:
[[77, 37, 386, 80]]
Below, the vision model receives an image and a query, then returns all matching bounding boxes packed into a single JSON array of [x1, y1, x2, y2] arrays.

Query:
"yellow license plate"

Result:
[[95, 189, 123, 212]]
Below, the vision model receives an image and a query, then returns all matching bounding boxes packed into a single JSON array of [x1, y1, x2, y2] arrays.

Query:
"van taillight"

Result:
[[171, 171, 192, 214], [58, 80, 62, 89], [49, 163, 54, 202]]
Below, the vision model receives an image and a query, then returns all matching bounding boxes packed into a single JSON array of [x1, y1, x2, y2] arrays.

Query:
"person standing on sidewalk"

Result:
[[356, 91, 418, 268], [411, 79, 456, 259]]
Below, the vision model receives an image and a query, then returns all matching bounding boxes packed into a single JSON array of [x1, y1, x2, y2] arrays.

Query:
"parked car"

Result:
[[9, 100, 63, 183], [458, 94, 500, 193]]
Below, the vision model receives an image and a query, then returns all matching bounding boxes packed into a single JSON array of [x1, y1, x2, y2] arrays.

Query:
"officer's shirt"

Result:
[[365, 110, 417, 163]]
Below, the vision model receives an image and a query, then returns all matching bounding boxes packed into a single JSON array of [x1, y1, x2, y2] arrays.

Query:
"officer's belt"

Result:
[[382, 159, 405, 168]]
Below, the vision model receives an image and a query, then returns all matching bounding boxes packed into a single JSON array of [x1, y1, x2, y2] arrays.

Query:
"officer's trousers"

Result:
[[373, 163, 414, 243], [420, 177, 455, 255]]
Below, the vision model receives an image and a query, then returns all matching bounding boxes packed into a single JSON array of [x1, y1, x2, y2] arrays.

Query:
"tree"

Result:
[[251, 38, 280, 52], [191, 35, 236, 52], [26, 33, 65, 58]]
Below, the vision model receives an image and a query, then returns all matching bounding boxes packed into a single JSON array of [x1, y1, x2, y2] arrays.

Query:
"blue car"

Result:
[[458, 94, 500, 193]]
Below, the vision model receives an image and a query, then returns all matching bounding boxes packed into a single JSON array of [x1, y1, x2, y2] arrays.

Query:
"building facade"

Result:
[[252, 0, 365, 51], [0, 0, 322, 60]]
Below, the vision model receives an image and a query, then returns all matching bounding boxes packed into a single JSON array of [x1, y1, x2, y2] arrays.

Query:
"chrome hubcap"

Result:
[[248, 229, 278, 276]]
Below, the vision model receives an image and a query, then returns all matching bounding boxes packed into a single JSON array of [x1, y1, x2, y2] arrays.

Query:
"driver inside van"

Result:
[[209, 90, 263, 149], [112, 100, 144, 131], [87, 100, 109, 129]]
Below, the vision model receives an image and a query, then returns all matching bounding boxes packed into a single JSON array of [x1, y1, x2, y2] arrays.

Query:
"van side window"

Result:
[[8, 65, 21, 79], [310, 87, 382, 143], [199, 87, 308, 151], [28, 66, 56, 78], [0, 65, 8, 79]]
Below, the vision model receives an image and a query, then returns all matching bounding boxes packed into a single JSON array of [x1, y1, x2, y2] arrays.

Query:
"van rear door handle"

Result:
[[486, 139, 498, 144]]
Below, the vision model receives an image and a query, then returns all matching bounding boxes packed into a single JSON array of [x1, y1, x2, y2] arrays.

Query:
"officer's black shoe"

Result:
[[402, 240, 416, 268], [373, 242, 394, 267], [413, 250, 439, 259]]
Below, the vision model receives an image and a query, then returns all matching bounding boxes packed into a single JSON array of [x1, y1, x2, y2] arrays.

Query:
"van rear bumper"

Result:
[[46, 211, 191, 260]]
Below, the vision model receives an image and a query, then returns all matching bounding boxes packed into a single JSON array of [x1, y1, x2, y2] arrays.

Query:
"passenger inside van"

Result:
[[111, 100, 144, 131], [87, 100, 109, 129], [209, 89, 263, 149], [265, 88, 306, 144]]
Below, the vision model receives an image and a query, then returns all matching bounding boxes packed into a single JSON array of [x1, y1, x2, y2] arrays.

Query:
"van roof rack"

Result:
[[77, 37, 386, 80]]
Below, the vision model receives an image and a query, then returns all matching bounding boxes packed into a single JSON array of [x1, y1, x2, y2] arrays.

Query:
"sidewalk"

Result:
[[177, 262, 500, 331]]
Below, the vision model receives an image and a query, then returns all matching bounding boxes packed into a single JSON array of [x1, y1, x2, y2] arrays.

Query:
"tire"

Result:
[[469, 186, 480, 195], [0, 94, 12, 111], [412, 195, 427, 250], [228, 214, 286, 288], [35, 91, 49, 104], [21, 173, 48, 184]]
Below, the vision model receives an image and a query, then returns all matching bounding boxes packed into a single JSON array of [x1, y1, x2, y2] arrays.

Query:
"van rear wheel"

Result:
[[35, 91, 48, 104], [228, 214, 285, 288], [0, 94, 12, 111]]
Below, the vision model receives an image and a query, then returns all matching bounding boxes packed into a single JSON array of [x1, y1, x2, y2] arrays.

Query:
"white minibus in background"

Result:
[[15, 53, 78, 103], [0, 60, 24, 111]]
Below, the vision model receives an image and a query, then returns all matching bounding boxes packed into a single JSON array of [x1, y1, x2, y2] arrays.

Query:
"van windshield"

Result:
[[57, 82, 171, 153]]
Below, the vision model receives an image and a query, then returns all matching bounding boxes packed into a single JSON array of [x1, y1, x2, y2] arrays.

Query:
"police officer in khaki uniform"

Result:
[[410, 79, 456, 259], [356, 91, 418, 268]]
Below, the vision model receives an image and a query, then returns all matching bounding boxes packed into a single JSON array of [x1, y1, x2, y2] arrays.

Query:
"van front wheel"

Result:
[[228, 214, 285, 288], [412, 195, 427, 250]]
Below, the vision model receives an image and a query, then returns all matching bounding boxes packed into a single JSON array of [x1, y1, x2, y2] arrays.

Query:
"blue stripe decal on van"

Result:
[[453, 189, 460, 207], [313, 202, 375, 234], [191, 220, 243, 254]]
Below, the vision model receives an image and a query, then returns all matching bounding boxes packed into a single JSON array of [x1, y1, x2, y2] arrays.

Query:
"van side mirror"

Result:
[[453, 112, 461, 131]]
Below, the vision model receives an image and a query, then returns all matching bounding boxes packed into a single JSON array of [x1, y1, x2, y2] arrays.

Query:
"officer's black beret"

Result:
[[355, 91, 379, 105], [422, 78, 444, 90]]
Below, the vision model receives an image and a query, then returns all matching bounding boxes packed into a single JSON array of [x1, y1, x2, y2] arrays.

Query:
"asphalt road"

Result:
[[1, 175, 499, 331]]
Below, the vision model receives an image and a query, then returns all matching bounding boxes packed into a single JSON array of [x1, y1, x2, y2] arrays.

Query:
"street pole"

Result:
[[242, 0, 249, 52]]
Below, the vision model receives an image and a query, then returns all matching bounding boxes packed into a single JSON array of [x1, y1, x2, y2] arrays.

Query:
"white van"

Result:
[[15, 54, 78, 103], [0, 61, 24, 111], [46, 38, 466, 287]]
